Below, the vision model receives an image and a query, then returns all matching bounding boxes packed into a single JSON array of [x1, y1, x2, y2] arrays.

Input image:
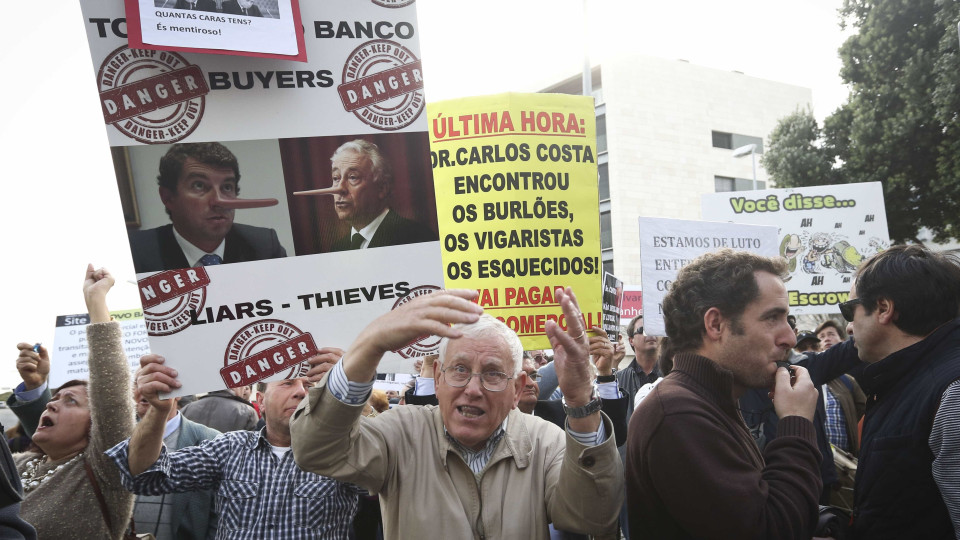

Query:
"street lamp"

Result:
[[732, 143, 758, 190]]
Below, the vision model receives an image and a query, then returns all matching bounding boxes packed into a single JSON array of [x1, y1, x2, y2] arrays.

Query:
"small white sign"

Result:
[[134, 0, 301, 57], [639, 217, 778, 336], [50, 309, 150, 387]]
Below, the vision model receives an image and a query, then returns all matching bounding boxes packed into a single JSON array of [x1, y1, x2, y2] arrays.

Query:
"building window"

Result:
[[598, 162, 609, 201], [712, 131, 732, 150], [596, 114, 607, 154], [712, 131, 764, 153], [600, 209, 612, 249], [602, 249, 614, 276], [715, 175, 766, 192]]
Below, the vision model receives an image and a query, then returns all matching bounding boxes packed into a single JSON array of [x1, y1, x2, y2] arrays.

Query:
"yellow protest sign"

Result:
[[428, 93, 601, 349]]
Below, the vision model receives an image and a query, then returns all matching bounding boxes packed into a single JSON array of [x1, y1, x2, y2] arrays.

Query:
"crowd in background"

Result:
[[0, 243, 958, 539]]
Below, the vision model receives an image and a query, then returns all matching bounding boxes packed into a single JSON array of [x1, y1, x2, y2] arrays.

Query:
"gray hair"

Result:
[[331, 139, 392, 187], [437, 314, 523, 377]]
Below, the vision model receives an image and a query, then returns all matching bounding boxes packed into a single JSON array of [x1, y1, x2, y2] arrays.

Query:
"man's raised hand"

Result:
[[135, 354, 181, 414]]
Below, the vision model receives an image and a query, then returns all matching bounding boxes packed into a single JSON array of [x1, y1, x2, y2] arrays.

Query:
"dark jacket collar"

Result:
[[859, 318, 960, 396], [628, 358, 661, 379], [670, 352, 738, 416]]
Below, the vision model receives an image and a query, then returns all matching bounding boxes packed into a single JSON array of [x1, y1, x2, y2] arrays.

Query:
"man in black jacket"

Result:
[[844, 245, 960, 539]]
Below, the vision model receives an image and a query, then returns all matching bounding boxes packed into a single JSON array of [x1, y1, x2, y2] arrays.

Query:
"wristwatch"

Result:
[[562, 390, 602, 418]]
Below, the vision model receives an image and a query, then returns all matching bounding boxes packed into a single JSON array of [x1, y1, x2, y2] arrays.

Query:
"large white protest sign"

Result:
[[80, 0, 425, 146], [78, 0, 442, 397], [639, 217, 778, 336], [702, 182, 889, 315], [50, 309, 149, 387]]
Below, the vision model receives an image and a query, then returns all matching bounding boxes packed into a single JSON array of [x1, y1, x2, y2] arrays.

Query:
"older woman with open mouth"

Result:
[[10, 265, 134, 538]]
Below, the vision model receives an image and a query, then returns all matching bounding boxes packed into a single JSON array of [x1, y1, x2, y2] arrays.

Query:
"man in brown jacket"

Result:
[[290, 287, 623, 539], [626, 250, 823, 539]]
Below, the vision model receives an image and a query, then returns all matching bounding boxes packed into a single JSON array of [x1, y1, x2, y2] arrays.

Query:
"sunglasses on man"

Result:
[[839, 298, 864, 322]]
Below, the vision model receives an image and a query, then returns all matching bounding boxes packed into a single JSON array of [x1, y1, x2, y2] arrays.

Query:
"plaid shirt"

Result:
[[824, 385, 850, 451], [106, 429, 360, 540]]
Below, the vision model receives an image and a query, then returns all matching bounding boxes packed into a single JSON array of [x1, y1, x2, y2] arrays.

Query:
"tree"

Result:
[[761, 108, 836, 188], [764, 0, 960, 243]]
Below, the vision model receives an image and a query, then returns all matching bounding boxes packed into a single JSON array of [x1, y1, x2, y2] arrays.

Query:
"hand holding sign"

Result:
[[135, 354, 181, 414], [15, 343, 49, 391], [305, 347, 344, 383], [587, 326, 616, 376]]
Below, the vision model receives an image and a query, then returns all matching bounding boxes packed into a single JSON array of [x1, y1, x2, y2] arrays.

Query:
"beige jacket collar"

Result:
[[432, 407, 533, 471]]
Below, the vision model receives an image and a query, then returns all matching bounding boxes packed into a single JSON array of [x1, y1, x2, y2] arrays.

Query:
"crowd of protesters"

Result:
[[0, 243, 958, 539]]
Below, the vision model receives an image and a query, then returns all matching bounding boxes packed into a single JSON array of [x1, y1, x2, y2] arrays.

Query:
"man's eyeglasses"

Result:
[[631, 327, 644, 338], [442, 365, 513, 392], [839, 298, 864, 322], [524, 371, 541, 382]]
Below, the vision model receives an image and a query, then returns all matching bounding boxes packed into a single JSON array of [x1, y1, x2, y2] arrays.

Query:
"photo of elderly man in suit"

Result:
[[327, 139, 437, 251]]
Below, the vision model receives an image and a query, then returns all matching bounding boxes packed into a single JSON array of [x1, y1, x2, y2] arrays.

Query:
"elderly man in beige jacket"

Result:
[[291, 287, 623, 539]]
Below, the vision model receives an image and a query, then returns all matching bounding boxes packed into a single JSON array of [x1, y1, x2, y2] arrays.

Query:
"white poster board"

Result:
[[639, 217, 778, 336], [701, 182, 890, 315], [50, 309, 149, 387], [78, 0, 441, 397]]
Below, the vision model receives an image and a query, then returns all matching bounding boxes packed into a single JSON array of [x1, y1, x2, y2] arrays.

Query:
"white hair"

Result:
[[437, 314, 523, 377], [330, 139, 392, 187]]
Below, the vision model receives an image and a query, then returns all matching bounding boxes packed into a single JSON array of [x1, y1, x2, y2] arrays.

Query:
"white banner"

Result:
[[139, 245, 441, 397], [701, 182, 890, 315], [639, 217, 778, 336], [80, 0, 425, 146], [78, 0, 441, 397], [50, 309, 149, 387]]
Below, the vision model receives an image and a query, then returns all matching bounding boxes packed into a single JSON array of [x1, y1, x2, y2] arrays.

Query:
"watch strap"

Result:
[[562, 395, 602, 418]]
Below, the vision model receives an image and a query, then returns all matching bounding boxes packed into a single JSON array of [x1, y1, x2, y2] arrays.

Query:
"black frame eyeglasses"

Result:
[[441, 365, 513, 392], [631, 327, 644, 338], [839, 298, 864, 322]]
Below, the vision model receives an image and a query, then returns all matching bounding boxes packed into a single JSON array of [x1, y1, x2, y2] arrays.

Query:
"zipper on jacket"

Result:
[[475, 480, 485, 540]]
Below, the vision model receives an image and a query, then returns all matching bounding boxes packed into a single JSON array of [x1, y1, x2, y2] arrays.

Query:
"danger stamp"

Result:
[[97, 46, 208, 144], [338, 39, 425, 131], [138, 267, 209, 337], [221, 319, 318, 387]]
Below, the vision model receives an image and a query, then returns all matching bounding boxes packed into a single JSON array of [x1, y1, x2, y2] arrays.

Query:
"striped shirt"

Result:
[[929, 379, 960, 538], [106, 429, 361, 540]]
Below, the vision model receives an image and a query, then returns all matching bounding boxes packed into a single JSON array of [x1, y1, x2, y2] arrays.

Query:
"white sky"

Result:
[[0, 0, 850, 389]]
